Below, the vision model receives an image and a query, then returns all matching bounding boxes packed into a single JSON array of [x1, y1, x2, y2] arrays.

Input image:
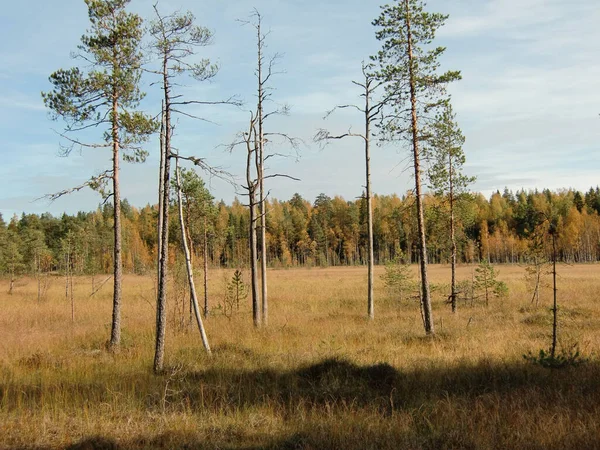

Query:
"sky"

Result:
[[0, 0, 599, 219]]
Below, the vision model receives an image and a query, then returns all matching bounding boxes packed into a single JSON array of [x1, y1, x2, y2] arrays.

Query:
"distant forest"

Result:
[[2, 184, 599, 277]]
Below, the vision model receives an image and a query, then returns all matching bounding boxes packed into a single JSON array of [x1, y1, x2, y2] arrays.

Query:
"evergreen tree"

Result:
[[373, 0, 461, 334], [425, 104, 475, 312], [42, 0, 156, 349]]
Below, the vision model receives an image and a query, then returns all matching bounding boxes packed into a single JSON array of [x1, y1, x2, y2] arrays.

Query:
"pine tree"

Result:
[[373, 0, 461, 334], [42, 0, 156, 349], [425, 104, 475, 313]]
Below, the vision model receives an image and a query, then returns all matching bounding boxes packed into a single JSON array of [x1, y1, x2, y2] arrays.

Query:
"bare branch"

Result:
[[263, 173, 301, 182], [171, 96, 242, 107], [170, 108, 219, 125], [172, 153, 237, 187], [37, 169, 114, 202]]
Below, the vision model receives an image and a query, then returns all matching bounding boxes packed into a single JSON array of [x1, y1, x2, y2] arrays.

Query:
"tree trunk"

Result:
[[203, 216, 209, 317], [176, 164, 211, 353], [406, 0, 434, 334], [449, 153, 457, 313], [157, 100, 166, 293], [365, 88, 375, 320], [154, 63, 171, 373], [257, 18, 268, 327], [70, 257, 75, 323], [109, 91, 122, 350], [249, 188, 260, 327], [551, 232, 558, 359]]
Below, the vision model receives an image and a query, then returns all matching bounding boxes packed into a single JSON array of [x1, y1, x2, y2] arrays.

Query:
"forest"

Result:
[[2, 186, 600, 279]]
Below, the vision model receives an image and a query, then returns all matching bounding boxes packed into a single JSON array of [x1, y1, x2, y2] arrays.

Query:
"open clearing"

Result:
[[1, 264, 600, 449]]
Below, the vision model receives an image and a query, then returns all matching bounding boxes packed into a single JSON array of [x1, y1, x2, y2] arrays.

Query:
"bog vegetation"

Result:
[[1, 266, 599, 449], [1, 0, 599, 448]]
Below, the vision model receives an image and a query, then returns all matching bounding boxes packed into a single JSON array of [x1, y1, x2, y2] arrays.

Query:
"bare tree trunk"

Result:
[[256, 16, 269, 327], [155, 62, 171, 373], [449, 153, 457, 313], [365, 93, 375, 321], [109, 91, 123, 350], [248, 175, 260, 327], [249, 191, 260, 327], [176, 163, 211, 353], [203, 216, 209, 317], [157, 101, 166, 292], [406, 0, 433, 334], [551, 231, 558, 359], [70, 256, 75, 323]]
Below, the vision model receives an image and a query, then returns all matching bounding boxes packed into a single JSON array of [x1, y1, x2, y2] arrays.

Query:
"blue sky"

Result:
[[1, 0, 599, 218]]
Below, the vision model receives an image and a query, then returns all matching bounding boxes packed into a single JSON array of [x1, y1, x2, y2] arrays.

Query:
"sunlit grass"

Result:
[[1, 264, 599, 449]]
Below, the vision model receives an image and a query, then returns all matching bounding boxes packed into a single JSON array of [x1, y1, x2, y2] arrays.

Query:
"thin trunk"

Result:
[[257, 18, 268, 326], [484, 267, 489, 307], [70, 259, 75, 323], [247, 123, 260, 328], [176, 163, 211, 353], [184, 195, 196, 323], [109, 90, 122, 350], [406, 0, 433, 334], [154, 57, 171, 373], [249, 189, 260, 327], [157, 101, 166, 288], [203, 216, 209, 317], [449, 153, 457, 313], [365, 82, 374, 320], [551, 232, 558, 359]]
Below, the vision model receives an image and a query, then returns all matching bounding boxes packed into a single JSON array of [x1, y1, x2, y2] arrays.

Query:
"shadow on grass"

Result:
[[9, 357, 600, 449]]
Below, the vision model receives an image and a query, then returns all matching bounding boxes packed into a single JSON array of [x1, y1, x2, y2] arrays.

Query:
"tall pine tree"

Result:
[[373, 0, 461, 334], [42, 0, 155, 349]]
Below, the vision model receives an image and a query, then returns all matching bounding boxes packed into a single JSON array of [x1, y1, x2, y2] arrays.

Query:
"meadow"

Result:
[[1, 264, 600, 449]]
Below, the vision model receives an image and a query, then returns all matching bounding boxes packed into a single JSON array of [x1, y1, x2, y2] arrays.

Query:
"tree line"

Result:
[[2, 186, 599, 279]]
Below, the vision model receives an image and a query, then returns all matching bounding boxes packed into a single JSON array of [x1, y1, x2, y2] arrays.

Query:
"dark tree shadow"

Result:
[[11, 357, 600, 450]]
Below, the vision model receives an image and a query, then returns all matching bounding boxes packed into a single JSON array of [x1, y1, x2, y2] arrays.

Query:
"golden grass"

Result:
[[1, 264, 600, 449]]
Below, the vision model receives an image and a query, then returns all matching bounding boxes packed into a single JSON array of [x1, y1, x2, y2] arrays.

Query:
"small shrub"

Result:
[[223, 269, 249, 317], [524, 343, 588, 369], [380, 256, 416, 302]]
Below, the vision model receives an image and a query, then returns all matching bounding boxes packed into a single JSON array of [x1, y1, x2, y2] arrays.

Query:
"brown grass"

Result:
[[1, 264, 600, 449]]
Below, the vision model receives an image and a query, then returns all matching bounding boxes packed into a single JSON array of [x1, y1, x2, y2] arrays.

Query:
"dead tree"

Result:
[[239, 9, 300, 326], [150, 6, 238, 373], [243, 112, 261, 327], [174, 158, 211, 353], [315, 62, 385, 320]]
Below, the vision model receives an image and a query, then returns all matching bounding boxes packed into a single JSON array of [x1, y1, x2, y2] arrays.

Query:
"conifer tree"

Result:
[[42, 0, 155, 349], [425, 104, 474, 313], [373, 0, 461, 334]]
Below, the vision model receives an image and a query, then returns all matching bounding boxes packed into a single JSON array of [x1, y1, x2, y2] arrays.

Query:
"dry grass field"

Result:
[[1, 264, 600, 449]]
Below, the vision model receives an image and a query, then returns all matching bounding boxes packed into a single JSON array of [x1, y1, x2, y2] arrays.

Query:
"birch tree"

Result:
[[42, 0, 155, 349], [373, 0, 461, 334]]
